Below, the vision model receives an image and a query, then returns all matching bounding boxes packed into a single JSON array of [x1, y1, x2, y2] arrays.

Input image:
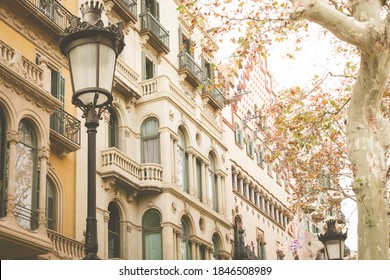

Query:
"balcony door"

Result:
[[141, 0, 160, 20]]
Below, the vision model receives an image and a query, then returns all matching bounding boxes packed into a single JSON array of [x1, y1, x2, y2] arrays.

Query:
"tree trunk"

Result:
[[289, 0, 390, 260], [347, 51, 390, 259]]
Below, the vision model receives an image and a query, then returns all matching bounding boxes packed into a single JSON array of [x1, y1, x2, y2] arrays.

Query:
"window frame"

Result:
[[142, 209, 163, 260], [141, 117, 161, 164], [108, 202, 121, 259]]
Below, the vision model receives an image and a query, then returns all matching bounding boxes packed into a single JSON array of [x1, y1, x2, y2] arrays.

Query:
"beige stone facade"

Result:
[[0, 0, 294, 260]]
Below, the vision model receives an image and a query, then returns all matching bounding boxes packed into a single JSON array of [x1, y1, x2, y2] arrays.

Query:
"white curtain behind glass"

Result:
[[141, 118, 160, 163]]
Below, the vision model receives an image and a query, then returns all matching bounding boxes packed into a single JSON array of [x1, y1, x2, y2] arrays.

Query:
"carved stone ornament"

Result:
[[171, 202, 177, 214]]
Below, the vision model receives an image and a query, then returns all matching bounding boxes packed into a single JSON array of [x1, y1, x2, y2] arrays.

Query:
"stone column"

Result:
[[264, 199, 269, 216], [103, 210, 110, 259], [37, 146, 50, 229], [5, 130, 19, 218], [170, 134, 178, 183], [175, 229, 181, 259], [191, 240, 197, 260], [238, 176, 243, 195], [160, 129, 173, 183], [206, 246, 211, 260], [221, 176, 226, 215], [217, 174, 222, 214], [162, 225, 175, 260], [260, 194, 265, 212], [232, 171, 238, 191], [188, 153, 194, 195], [201, 162, 207, 204]]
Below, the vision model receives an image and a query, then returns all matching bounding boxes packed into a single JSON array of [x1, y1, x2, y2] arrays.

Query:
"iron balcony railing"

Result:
[[119, 0, 137, 17], [178, 52, 203, 84], [14, 204, 39, 231], [25, 0, 74, 31], [103, 0, 137, 22], [139, 12, 169, 51], [50, 108, 81, 145], [203, 78, 225, 108]]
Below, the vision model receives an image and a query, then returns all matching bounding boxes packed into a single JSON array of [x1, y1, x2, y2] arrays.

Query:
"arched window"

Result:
[[256, 146, 264, 166], [0, 109, 7, 218], [177, 128, 189, 193], [15, 119, 38, 230], [108, 108, 119, 148], [234, 123, 242, 145], [246, 135, 254, 156], [208, 155, 218, 211], [143, 209, 162, 259], [141, 118, 160, 164], [108, 202, 121, 259], [212, 234, 221, 260], [180, 217, 192, 260], [45, 178, 56, 231]]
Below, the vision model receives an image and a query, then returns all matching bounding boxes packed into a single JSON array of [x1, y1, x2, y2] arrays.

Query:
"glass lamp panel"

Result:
[[98, 44, 116, 92], [69, 43, 98, 94], [325, 239, 343, 259], [76, 92, 110, 108]]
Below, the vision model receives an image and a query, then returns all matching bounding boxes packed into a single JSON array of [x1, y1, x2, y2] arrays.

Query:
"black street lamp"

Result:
[[318, 219, 348, 260], [60, 1, 124, 260]]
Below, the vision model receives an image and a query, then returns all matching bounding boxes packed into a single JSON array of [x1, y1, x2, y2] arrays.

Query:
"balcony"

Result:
[[178, 52, 203, 87], [101, 148, 163, 194], [114, 57, 141, 100], [202, 78, 225, 110], [2, 0, 74, 39], [50, 108, 81, 158], [42, 230, 84, 260], [0, 217, 53, 260], [0, 39, 61, 113], [139, 12, 169, 54], [104, 0, 137, 24]]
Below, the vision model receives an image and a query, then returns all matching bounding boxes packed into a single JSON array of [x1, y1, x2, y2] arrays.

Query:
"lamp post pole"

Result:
[[84, 109, 100, 259], [60, 0, 124, 260]]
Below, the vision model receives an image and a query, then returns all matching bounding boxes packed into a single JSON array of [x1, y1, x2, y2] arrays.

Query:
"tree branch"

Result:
[[289, 0, 370, 49]]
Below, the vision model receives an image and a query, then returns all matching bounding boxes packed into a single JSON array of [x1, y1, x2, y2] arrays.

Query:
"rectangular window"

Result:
[[142, 52, 155, 80], [179, 28, 192, 55], [50, 71, 65, 134]]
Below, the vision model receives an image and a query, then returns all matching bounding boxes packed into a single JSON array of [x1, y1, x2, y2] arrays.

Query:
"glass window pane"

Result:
[[46, 179, 56, 231], [108, 109, 118, 148], [108, 202, 120, 258], [143, 210, 161, 228], [145, 232, 162, 259], [141, 118, 160, 163], [15, 120, 37, 230], [143, 209, 162, 260]]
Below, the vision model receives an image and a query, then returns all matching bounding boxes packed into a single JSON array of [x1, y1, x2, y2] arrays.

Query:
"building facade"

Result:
[[223, 51, 293, 260], [0, 0, 294, 260]]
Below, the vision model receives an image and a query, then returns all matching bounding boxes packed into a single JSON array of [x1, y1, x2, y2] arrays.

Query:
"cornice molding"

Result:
[[0, 63, 61, 113], [0, 5, 68, 67]]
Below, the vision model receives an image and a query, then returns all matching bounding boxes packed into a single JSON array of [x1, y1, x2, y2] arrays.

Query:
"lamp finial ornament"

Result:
[[80, 1, 104, 25]]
